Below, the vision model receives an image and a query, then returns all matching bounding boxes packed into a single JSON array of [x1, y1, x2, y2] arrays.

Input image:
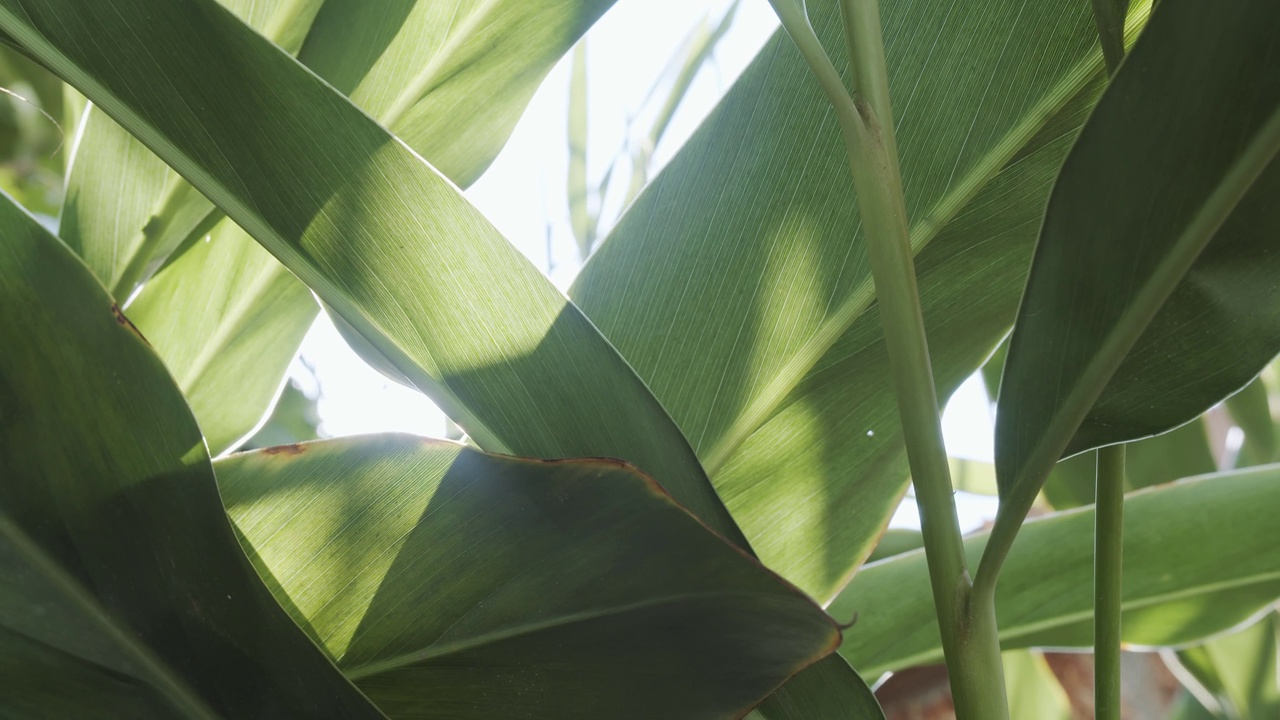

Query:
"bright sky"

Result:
[[289, 0, 999, 529]]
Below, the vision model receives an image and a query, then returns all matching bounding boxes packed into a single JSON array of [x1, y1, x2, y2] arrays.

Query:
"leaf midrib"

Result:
[[341, 588, 828, 680]]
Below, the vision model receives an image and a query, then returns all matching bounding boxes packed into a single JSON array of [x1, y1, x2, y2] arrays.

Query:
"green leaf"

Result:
[[0, 192, 379, 716], [215, 435, 839, 719], [1172, 613, 1280, 720], [298, 0, 614, 188], [1041, 416, 1217, 510], [125, 222, 318, 456], [832, 465, 1280, 676], [1003, 651, 1072, 720], [747, 654, 885, 720], [993, 0, 1280, 519], [571, 0, 1125, 599], [59, 0, 323, 296], [0, 0, 748, 542], [57, 0, 323, 456]]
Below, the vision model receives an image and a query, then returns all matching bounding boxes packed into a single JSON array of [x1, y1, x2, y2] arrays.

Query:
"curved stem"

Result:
[[1094, 444, 1126, 720], [768, 1, 1008, 716]]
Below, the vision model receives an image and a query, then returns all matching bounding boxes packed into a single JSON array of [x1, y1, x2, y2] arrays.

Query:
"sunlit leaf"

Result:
[[0, 0, 746, 542], [216, 435, 839, 719], [572, 0, 1134, 599], [125, 222, 317, 456]]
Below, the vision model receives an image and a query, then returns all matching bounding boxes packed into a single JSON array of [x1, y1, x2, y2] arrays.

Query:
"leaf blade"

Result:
[[0, 0, 746, 543], [216, 435, 840, 719]]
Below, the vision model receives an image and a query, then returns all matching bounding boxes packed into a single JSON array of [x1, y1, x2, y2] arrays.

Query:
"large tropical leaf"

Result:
[[832, 465, 1280, 676], [993, 0, 1280, 518], [571, 0, 1133, 599], [215, 435, 839, 719], [0, 0, 745, 543], [59, 0, 611, 457], [0, 191, 379, 716], [125, 222, 317, 455]]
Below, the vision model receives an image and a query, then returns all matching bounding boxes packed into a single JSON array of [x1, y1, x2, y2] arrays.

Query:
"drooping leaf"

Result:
[[571, 0, 1130, 599], [216, 435, 839, 719], [993, 0, 1280, 522], [833, 465, 1280, 676], [0, 191, 379, 717], [0, 0, 745, 543], [125, 222, 317, 456]]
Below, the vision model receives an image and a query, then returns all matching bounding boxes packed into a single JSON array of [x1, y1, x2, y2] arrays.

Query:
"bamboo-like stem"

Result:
[[1090, 0, 1127, 75], [767, 2, 1008, 716], [1094, 444, 1125, 720]]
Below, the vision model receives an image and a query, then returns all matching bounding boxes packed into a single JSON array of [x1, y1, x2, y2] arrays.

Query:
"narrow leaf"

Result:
[[834, 465, 1280, 676]]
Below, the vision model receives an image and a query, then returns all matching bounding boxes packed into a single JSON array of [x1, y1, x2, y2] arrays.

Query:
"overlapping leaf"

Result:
[[746, 653, 885, 720], [126, 222, 317, 455], [993, 0, 1280, 518], [59, 0, 611, 456], [833, 465, 1280, 676], [216, 435, 839, 719], [0, 0, 745, 543], [0, 191, 379, 717], [571, 0, 1127, 599]]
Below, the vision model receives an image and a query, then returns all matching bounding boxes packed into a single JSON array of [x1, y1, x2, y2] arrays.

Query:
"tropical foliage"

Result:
[[0, 0, 1277, 717]]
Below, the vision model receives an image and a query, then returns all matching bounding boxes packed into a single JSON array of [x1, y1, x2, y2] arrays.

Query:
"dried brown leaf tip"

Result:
[[110, 303, 149, 345]]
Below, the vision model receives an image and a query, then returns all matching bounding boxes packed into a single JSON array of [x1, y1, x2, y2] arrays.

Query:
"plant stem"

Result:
[[766, 2, 1008, 716], [1090, 0, 1127, 75], [1094, 444, 1125, 720]]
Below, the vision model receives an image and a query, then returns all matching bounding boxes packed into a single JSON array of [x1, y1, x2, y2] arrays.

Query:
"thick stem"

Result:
[[1094, 444, 1125, 720], [767, 1, 1009, 716]]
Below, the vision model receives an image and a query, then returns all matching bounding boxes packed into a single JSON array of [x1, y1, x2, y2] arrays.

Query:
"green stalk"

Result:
[[767, 2, 1008, 716], [1090, 0, 1127, 75], [1094, 444, 1125, 720]]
